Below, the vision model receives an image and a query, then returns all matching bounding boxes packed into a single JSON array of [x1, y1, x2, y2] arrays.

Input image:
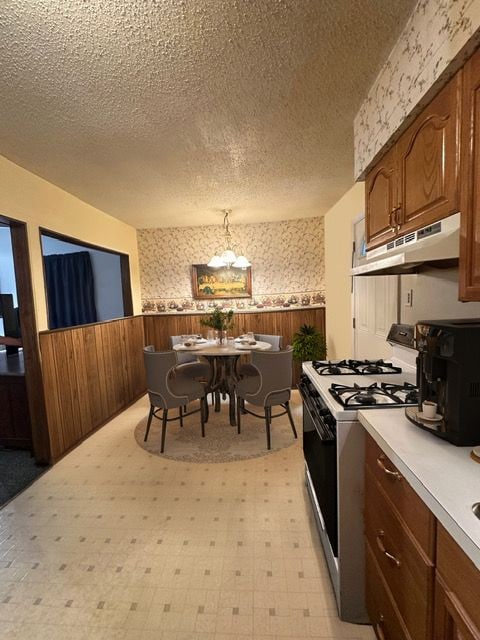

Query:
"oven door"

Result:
[[299, 381, 338, 556]]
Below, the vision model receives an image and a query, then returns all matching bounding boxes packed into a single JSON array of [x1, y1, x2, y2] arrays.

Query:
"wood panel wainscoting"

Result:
[[39, 308, 324, 462], [39, 316, 146, 462], [143, 306, 326, 385]]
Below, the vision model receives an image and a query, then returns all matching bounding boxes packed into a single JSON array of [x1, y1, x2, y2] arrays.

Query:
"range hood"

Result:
[[351, 212, 460, 276]]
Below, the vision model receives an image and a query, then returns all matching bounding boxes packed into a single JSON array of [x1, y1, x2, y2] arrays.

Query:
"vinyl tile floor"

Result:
[[0, 391, 374, 640]]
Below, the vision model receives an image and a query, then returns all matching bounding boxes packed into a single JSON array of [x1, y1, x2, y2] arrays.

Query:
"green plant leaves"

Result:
[[200, 308, 235, 331], [292, 324, 326, 362]]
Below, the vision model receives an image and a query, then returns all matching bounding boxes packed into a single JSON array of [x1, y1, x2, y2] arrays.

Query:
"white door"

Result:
[[351, 215, 399, 359], [353, 275, 399, 359]]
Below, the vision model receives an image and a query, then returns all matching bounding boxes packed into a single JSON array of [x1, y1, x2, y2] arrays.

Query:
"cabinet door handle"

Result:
[[376, 530, 401, 567], [377, 455, 402, 481], [393, 204, 402, 232], [389, 209, 396, 231], [375, 615, 386, 640]]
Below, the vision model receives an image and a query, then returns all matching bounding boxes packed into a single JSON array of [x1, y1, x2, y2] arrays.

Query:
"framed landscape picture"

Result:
[[192, 264, 252, 299]]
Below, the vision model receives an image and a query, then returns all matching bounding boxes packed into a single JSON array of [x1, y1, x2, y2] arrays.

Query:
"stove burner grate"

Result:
[[312, 359, 402, 375], [328, 381, 418, 408], [329, 382, 399, 408], [380, 382, 419, 405]]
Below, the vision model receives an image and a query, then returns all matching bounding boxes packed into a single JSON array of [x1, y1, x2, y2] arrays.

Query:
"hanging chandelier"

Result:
[[207, 209, 251, 269]]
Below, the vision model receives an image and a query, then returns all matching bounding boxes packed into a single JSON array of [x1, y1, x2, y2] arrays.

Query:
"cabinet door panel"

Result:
[[437, 524, 480, 633], [460, 47, 480, 300], [434, 576, 480, 640], [398, 73, 461, 233], [366, 145, 398, 250]]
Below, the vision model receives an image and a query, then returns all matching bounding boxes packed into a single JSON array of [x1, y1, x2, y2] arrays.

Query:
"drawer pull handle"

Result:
[[377, 455, 402, 481], [375, 615, 386, 640], [376, 530, 401, 567]]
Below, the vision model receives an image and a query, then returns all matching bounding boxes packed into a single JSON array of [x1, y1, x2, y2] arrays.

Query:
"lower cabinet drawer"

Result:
[[366, 541, 413, 640], [365, 467, 434, 640], [366, 434, 435, 559]]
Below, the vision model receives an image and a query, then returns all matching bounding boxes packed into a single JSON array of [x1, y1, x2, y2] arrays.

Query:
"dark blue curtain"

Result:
[[44, 251, 97, 329]]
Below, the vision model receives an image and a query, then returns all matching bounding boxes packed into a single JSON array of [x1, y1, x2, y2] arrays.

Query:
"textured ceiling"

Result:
[[0, 0, 415, 228]]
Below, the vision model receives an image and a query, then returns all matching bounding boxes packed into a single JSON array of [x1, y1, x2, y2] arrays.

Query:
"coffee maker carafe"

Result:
[[405, 319, 480, 446]]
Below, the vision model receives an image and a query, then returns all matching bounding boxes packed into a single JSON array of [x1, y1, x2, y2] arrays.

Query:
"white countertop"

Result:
[[358, 408, 480, 570]]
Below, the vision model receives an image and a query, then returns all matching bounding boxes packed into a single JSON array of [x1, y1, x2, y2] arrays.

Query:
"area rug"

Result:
[[0, 448, 48, 508], [134, 393, 302, 463]]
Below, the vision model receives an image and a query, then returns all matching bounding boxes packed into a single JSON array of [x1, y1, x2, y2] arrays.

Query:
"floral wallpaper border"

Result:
[[354, 0, 480, 177], [141, 290, 325, 314]]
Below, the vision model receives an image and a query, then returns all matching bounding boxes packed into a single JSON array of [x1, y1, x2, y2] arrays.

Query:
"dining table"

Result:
[[173, 339, 272, 426]]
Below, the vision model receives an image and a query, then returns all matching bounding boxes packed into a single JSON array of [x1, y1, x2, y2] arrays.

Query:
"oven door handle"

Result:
[[304, 400, 335, 442]]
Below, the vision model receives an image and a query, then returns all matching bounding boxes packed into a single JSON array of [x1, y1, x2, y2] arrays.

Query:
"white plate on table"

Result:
[[235, 342, 259, 350]]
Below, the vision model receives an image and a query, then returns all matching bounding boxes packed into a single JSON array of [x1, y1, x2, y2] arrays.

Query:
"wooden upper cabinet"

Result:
[[365, 145, 398, 250], [397, 73, 461, 234], [460, 47, 480, 301], [365, 71, 461, 251]]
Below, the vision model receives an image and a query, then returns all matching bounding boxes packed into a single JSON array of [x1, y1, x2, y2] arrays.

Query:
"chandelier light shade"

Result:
[[207, 209, 251, 269]]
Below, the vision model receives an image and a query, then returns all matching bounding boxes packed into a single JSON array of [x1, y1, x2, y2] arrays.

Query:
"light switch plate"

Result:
[[404, 289, 413, 307]]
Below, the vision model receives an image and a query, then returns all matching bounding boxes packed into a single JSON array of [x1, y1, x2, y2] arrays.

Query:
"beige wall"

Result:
[[0, 155, 141, 330], [137, 217, 325, 311], [324, 182, 364, 358]]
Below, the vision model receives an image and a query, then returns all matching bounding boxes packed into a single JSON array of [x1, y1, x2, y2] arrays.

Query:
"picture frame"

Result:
[[191, 264, 252, 299]]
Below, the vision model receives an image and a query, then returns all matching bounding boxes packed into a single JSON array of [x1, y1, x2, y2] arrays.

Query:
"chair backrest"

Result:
[[170, 335, 197, 364], [254, 334, 282, 351], [248, 347, 293, 406], [143, 346, 187, 407]]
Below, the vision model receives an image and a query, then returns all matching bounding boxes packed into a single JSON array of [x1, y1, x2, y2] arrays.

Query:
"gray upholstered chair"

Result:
[[237, 334, 283, 378], [236, 347, 297, 449], [254, 334, 282, 350], [143, 346, 207, 453], [170, 335, 211, 379], [170, 335, 215, 407]]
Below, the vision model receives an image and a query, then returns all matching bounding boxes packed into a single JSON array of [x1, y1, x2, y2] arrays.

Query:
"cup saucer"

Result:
[[416, 410, 442, 422]]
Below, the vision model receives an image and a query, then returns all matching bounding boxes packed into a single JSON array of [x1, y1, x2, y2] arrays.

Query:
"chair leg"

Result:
[[237, 397, 242, 434], [144, 405, 154, 442], [179, 406, 184, 427], [160, 409, 168, 453], [265, 406, 271, 450], [241, 398, 247, 414], [285, 401, 298, 438], [200, 398, 206, 438]]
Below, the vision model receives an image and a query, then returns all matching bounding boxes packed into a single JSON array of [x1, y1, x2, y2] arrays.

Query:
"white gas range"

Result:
[[299, 325, 418, 624]]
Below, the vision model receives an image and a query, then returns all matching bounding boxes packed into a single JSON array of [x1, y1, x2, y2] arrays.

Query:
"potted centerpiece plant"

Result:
[[200, 308, 235, 343], [292, 324, 327, 362]]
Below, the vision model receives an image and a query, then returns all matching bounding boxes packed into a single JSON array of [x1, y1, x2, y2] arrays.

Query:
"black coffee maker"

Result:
[[405, 318, 480, 446]]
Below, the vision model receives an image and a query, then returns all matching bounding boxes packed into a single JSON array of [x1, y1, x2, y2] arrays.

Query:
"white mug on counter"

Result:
[[422, 400, 437, 419]]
